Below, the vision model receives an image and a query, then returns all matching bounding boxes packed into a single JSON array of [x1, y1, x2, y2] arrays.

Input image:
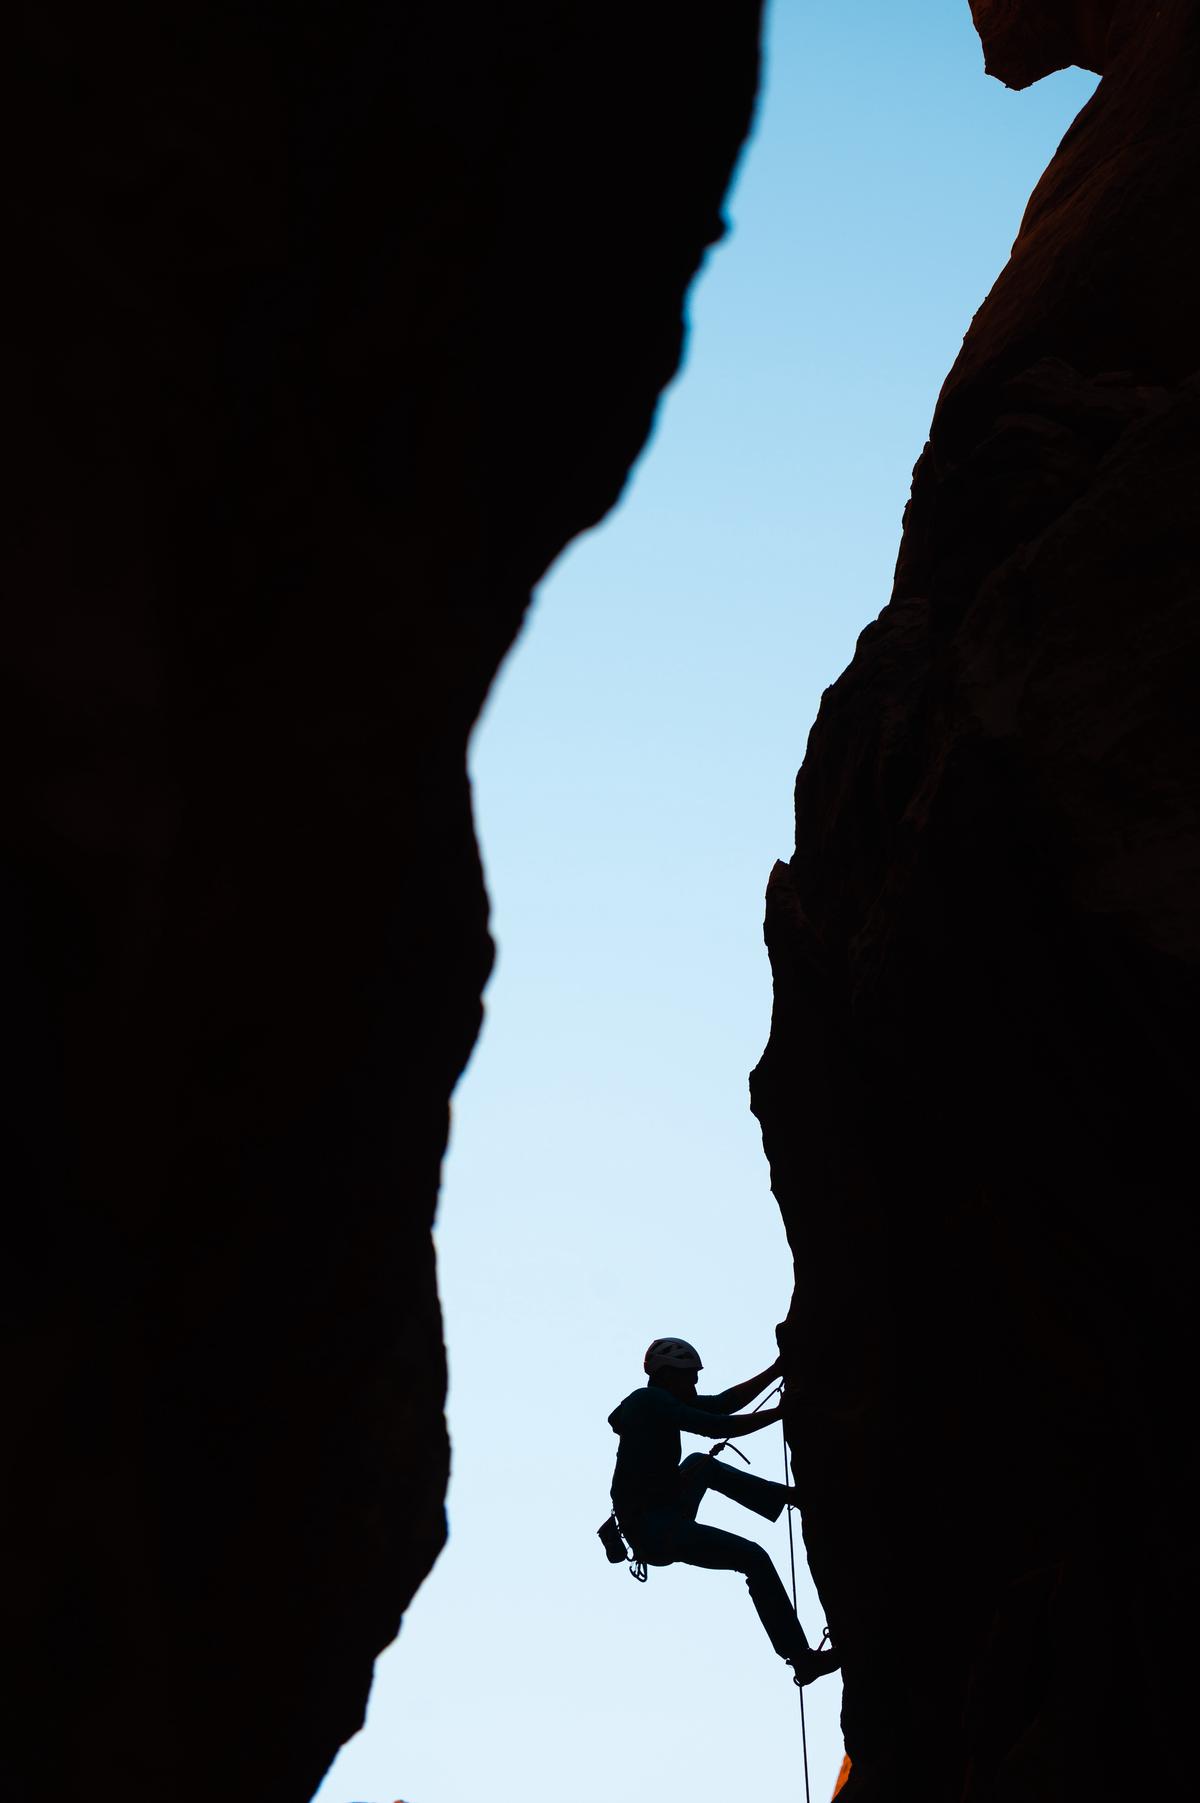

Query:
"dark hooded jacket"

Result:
[[607, 1383, 756, 1526]]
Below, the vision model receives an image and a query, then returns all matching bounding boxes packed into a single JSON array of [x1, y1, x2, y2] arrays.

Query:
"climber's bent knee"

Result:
[[742, 1543, 774, 1580]]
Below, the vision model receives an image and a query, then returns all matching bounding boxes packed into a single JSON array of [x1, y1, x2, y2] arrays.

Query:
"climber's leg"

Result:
[[676, 1450, 792, 1524], [670, 1517, 811, 1660]]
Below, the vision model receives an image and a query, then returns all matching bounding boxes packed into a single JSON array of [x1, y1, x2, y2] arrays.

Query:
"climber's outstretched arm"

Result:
[[674, 1401, 783, 1440], [701, 1357, 782, 1415]]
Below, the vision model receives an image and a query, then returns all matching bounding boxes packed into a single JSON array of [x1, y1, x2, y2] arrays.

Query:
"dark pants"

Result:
[[631, 1452, 811, 1661]]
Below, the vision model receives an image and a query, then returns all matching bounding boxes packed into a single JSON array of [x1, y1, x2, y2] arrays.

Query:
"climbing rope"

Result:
[[715, 1377, 826, 1803], [781, 1401, 831, 1803], [781, 1407, 812, 1803]]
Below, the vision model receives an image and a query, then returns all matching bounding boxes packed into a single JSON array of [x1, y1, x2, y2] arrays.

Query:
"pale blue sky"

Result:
[[316, 6, 1096, 1800]]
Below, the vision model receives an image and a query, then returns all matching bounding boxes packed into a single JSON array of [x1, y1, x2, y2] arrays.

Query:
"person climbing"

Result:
[[607, 1336, 840, 1688]]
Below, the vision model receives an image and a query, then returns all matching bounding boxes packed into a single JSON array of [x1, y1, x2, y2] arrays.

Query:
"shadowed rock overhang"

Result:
[[5, 7, 764, 1800]]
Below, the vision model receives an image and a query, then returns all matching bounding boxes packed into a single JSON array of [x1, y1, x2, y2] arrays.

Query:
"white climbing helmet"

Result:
[[644, 1337, 703, 1374]]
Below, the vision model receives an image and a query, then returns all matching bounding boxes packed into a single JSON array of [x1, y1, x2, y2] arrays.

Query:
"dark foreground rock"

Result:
[[4, 7, 763, 1799], [753, 4, 1199, 1800]]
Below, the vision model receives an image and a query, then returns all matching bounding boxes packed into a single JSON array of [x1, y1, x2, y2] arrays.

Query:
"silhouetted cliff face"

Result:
[[753, 5, 1199, 1800], [5, 7, 763, 1800]]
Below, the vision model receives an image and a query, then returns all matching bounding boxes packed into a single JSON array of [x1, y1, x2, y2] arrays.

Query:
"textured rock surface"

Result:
[[5, 7, 763, 1800], [754, 5, 1199, 1800]]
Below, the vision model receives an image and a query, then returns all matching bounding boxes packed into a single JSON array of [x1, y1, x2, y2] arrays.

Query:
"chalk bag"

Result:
[[597, 1514, 628, 1564]]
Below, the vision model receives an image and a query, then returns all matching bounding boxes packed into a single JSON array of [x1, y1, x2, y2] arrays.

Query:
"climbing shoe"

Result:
[[788, 1648, 841, 1687]]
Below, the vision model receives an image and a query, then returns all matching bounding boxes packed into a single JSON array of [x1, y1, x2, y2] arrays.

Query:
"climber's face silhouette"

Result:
[[653, 1364, 699, 1401]]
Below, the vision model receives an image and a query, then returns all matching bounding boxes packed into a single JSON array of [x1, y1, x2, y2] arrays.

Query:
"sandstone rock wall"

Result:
[[5, 7, 763, 1799], [753, 5, 1199, 1799]]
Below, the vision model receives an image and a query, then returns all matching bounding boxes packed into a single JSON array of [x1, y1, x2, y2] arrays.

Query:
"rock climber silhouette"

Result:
[[607, 1337, 840, 1687]]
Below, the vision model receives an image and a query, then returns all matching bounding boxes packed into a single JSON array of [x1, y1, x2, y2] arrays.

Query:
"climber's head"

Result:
[[644, 1337, 702, 1398]]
